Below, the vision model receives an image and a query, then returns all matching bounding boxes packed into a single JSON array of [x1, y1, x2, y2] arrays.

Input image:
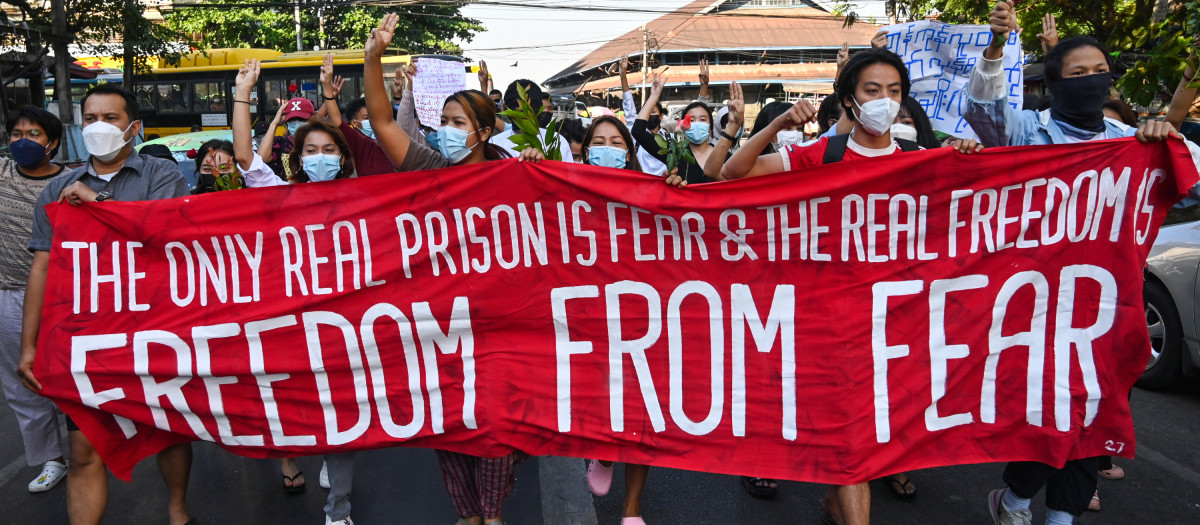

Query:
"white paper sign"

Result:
[[201, 113, 228, 126], [882, 20, 1024, 140], [413, 58, 467, 128]]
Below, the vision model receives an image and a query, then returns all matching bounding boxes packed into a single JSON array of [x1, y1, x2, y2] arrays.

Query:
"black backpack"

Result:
[[821, 133, 920, 164]]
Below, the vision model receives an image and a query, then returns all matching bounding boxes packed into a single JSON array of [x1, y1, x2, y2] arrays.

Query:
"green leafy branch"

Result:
[[212, 171, 245, 192], [498, 83, 562, 161], [654, 130, 696, 174]]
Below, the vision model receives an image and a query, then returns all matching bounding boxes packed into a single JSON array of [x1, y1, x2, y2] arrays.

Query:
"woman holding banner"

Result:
[[232, 58, 360, 525], [363, 13, 522, 525]]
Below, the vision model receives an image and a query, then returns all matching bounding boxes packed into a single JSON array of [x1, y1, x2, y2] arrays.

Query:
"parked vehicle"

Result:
[[1140, 208, 1200, 389]]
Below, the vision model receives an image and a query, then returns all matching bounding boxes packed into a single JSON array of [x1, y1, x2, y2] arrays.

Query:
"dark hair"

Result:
[[82, 84, 139, 122], [750, 101, 793, 155], [1102, 98, 1138, 127], [489, 89, 502, 98], [816, 95, 843, 135], [582, 116, 641, 172], [287, 119, 356, 183], [190, 125, 204, 132], [6, 105, 64, 157], [681, 101, 713, 134], [344, 98, 367, 121], [559, 118, 585, 145], [140, 144, 176, 164], [194, 139, 235, 174], [837, 48, 910, 123], [444, 89, 510, 161], [504, 79, 544, 112], [898, 97, 941, 149], [1044, 36, 1111, 84]]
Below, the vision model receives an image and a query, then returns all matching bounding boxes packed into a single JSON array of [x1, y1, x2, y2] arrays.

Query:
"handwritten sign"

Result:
[[882, 20, 1023, 140], [413, 58, 467, 128]]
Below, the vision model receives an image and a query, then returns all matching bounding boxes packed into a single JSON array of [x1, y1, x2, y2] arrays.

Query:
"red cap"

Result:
[[282, 97, 315, 122]]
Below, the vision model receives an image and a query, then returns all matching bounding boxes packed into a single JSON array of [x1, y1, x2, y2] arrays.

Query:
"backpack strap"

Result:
[[896, 138, 921, 152], [822, 133, 850, 164]]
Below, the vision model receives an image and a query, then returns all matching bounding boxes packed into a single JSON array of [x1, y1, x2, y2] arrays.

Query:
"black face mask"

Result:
[[647, 114, 661, 129], [1047, 72, 1111, 133]]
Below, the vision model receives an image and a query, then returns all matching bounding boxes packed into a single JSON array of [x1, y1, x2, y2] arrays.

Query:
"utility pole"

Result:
[[294, 0, 303, 51], [640, 25, 648, 105], [51, 0, 71, 125]]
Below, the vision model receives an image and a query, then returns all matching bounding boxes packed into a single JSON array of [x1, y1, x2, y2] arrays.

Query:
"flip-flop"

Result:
[[282, 470, 305, 493], [886, 475, 917, 501], [1088, 490, 1101, 511], [741, 476, 778, 499], [1099, 466, 1125, 480]]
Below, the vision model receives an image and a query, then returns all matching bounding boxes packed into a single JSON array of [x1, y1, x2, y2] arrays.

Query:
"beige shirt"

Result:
[[0, 158, 64, 289]]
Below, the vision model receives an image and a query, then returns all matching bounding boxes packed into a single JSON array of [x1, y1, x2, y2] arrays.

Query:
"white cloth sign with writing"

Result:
[[413, 58, 467, 128], [882, 20, 1024, 140]]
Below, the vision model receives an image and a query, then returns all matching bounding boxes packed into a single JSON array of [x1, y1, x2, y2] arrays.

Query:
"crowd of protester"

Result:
[[3, 3, 1200, 524]]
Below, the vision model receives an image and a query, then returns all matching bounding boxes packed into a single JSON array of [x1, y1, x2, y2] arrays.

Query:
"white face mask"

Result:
[[890, 123, 918, 143], [82, 121, 135, 162], [852, 97, 901, 137], [776, 130, 803, 147]]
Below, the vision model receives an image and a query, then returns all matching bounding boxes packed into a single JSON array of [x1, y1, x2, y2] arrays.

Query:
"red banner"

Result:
[[35, 138, 1199, 482]]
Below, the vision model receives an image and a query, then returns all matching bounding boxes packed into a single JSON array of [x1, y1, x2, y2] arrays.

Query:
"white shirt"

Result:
[[492, 127, 575, 162]]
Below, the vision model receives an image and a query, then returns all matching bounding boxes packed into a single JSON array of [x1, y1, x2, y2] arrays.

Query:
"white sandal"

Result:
[[28, 460, 67, 493]]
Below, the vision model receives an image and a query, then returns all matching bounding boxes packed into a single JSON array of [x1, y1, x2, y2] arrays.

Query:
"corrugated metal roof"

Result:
[[575, 62, 838, 93], [545, 0, 880, 83]]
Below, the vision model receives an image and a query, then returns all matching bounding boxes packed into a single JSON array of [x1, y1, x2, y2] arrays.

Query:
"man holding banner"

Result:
[[963, 3, 1196, 525]]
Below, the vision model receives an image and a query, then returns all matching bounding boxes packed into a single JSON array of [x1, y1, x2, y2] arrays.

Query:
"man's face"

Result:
[[82, 93, 138, 141], [490, 94, 502, 105], [1060, 46, 1110, 78], [846, 63, 903, 111]]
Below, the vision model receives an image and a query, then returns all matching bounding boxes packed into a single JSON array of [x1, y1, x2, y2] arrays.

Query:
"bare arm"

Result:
[[703, 81, 743, 180], [477, 60, 490, 92], [619, 54, 630, 93], [720, 101, 813, 180], [1166, 45, 1199, 131], [320, 54, 345, 127], [364, 13, 412, 168], [18, 251, 49, 391], [258, 102, 286, 162], [233, 59, 261, 171]]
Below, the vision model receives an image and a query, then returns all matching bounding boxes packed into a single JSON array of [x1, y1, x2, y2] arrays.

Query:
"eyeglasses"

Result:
[[8, 129, 44, 141]]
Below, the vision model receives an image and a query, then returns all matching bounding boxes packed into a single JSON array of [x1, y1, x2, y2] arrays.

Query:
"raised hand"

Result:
[[477, 60, 490, 91], [650, 73, 668, 99], [837, 42, 850, 68], [727, 81, 744, 126], [234, 58, 261, 98], [870, 30, 888, 49], [619, 54, 630, 73], [1037, 13, 1058, 53], [320, 53, 334, 88], [989, 2, 1017, 41], [330, 76, 345, 98], [699, 58, 710, 87], [392, 68, 406, 98], [366, 12, 399, 60], [776, 100, 816, 129]]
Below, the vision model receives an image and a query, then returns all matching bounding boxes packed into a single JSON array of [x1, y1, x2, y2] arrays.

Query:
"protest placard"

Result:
[[34, 139, 1198, 482], [413, 58, 467, 128], [883, 20, 1024, 140]]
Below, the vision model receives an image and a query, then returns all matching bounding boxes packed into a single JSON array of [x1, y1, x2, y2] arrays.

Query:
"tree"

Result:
[[165, 1, 483, 55]]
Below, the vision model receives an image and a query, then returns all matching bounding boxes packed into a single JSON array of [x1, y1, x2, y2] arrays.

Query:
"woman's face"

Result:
[[896, 107, 916, 127], [441, 100, 487, 147], [351, 107, 369, 126], [301, 130, 344, 169], [589, 121, 629, 150], [200, 150, 235, 177], [686, 107, 711, 131]]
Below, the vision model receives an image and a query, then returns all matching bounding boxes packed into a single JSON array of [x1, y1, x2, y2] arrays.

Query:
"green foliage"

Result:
[[655, 129, 696, 173], [165, 1, 483, 54], [498, 83, 562, 161], [212, 170, 245, 192]]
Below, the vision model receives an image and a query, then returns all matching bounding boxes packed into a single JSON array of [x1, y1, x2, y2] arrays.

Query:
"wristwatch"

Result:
[[95, 190, 112, 202]]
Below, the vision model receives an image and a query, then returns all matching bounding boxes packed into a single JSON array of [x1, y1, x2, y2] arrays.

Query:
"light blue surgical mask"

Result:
[[358, 120, 375, 139], [426, 130, 441, 151], [588, 145, 627, 169], [286, 120, 303, 135], [302, 153, 341, 182], [685, 125, 710, 145], [437, 126, 478, 164]]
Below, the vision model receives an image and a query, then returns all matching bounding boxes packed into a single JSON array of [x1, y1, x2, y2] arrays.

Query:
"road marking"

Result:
[[539, 456, 598, 525], [1138, 444, 1200, 488], [0, 454, 28, 489]]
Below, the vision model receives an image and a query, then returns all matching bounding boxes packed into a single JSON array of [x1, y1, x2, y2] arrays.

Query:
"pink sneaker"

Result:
[[620, 518, 646, 525], [586, 460, 613, 496]]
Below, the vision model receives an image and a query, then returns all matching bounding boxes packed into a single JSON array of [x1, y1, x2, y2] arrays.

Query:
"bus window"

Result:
[[195, 82, 226, 112], [135, 85, 156, 110], [265, 78, 317, 109], [156, 83, 191, 113]]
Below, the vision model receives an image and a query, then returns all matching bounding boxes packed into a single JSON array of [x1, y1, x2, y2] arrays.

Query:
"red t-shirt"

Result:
[[338, 121, 397, 177], [779, 135, 902, 172]]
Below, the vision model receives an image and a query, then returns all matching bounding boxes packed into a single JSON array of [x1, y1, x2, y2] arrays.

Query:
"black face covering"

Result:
[[647, 114, 661, 129], [1047, 72, 1112, 133]]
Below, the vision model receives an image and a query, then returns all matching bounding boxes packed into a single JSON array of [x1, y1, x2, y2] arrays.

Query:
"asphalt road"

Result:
[[1, 384, 1198, 524]]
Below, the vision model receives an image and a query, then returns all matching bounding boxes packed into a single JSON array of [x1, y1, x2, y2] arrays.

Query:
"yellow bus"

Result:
[[132, 48, 463, 137]]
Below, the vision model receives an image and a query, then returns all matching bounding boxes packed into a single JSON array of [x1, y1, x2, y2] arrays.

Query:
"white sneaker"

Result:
[[324, 515, 353, 525], [987, 488, 1032, 525], [319, 460, 330, 489], [27, 460, 67, 493]]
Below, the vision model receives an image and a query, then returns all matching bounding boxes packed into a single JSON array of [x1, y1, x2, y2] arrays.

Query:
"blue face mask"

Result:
[[426, 130, 441, 151], [286, 120, 303, 135], [437, 126, 478, 164], [358, 120, 375, 140], [588, 145, 627, 169], [685, 125, 710, 145], [302, 153, 341, 182], [10, 138, 48, 168]]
